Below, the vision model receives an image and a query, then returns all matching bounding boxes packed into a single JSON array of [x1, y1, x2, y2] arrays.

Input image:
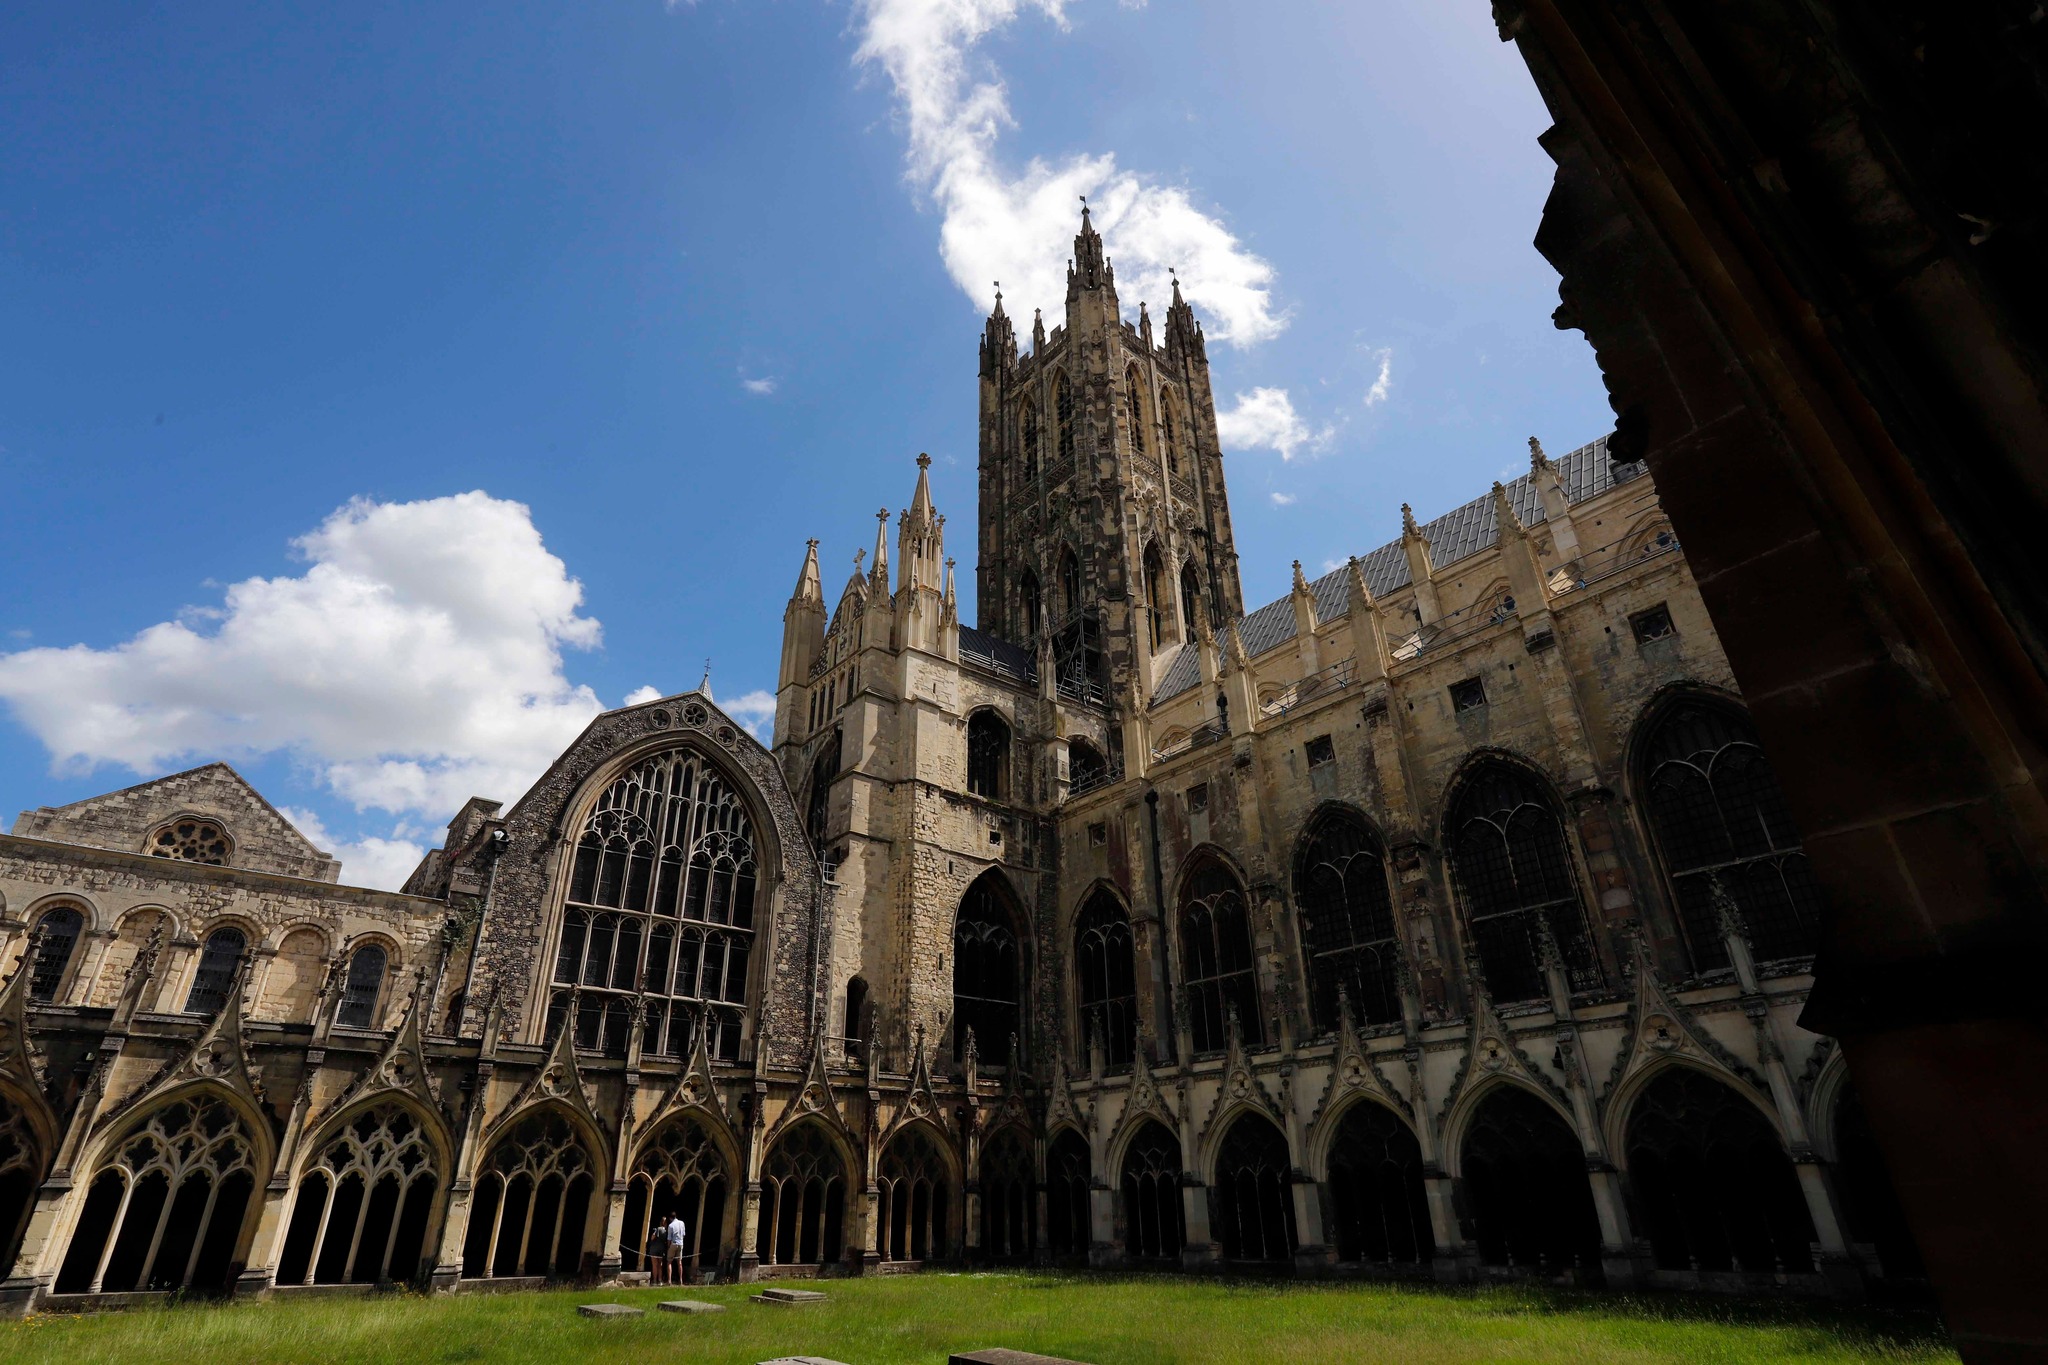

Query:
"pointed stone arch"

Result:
[[951, 869, 1029, 1065], [461, 1101, 603, 1281], [1173, 845, 1262, 1051], [754, 1117, 853, 1270], [619, 1109, 735, 1280], [1207, 1108, 1296, 1264], [276, 1097, 447, 1287]]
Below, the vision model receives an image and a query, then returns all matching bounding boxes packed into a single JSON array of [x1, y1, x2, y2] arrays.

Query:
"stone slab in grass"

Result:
[[576, 1303, 644, 1319], [752, 1287, 828, 1305], [951, 1351, 1097, 1365], [756, 1358, 850, 1365], [657, 1299, 726, 1314]]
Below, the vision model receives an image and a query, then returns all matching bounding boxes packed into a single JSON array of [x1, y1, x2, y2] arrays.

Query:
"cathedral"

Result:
[[0, 208, 1923, 1312]]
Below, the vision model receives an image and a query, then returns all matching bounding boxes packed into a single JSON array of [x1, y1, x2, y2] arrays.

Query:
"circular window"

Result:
[[150, 819, 231, 866], [682, 702, 710, 728]]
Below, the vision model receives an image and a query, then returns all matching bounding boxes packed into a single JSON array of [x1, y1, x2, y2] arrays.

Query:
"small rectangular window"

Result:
[[1088, 821, 1108, 847], [1304, 735, 1336, 768], [1450, 677, 1488, 713], [1631, 603, 1676, 644], [1187, 782, 1209, 814]]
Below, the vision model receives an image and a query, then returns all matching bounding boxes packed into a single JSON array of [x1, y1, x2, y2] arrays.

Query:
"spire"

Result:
[[790, 538, 823, 607], [980, 282, 1016, 377], [909, 451, 936, 523], [1492, 480, 1524, 538], [1164, 267, 1202, 357], [870, 508, 891, 594], [1067, 196, 1112, 297], [1139, 300, 1153, 347], [698, 658, 714, 701], [1292, 559, 1310, 595], [1528, 435, 1553, 474], [1031, 307, 1046, 352], [943, 556, 958, 613]]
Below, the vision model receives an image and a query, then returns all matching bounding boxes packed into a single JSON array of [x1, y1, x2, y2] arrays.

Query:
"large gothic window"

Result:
[[334, 943, 387, 1030], [277, 1104, 439, 1286], [549, 748, 759, 1062], [806, 731, 841, 856], [1180, 562, 1205, 638], [953, 873, 1023, 1062], [1328, 1102, 1432, 1266], [1058, 545, 1082, 619], [1143, 541, 1170, 651], [967, 710, 1010, 800], [459, 1110, 595, 1279], [1161, 392, 1182, 475], [1179, 856, 1262, 1052], [184, 927, 246, 1016], [1074, 889, 1138, 1068], [1020, 571, 1042, 640], [1053, 371, 1076, 464], [1119, 1121, 1184, 1261], [1626, 1068, 1815, 1275], [621, 1118, 729, 1280], [878, 1128, 952, 1262], [1460, 1087, 1601, 1272], [1212, 1114, 1295, 1263], [1294, 810, 1403, 1031], [1126, 365, 1148, 456], [979, 1127, 1035, 1261], [1445, 764, 1600, 1003], [1046, 1130, 1091, 1258], [1020, 401, 1040, 481], [55, 1096, 257, 1295], [1639, 700, 1821, 969], [755, 1124, 846, 1268], [28, 905, 84, 1003]]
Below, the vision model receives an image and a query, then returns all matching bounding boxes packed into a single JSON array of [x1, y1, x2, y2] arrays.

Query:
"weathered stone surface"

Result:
[[753, 1287, 829, 1305], [657, 1299, 726, 1314], [576, 1303, 643, 1319], [757, 1357, 851, 1365]]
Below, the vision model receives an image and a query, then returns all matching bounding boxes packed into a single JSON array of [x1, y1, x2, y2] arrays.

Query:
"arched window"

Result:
[[1460, 1087, 1601, 1272], [967, 710, 1010, 800], [458, 1110, 594, 1279], [1020, 401, 1040, 481], [277, 1104, 439, 1286], [755, 1124, 846, 1268], [1126, 365, 1148, 456], [1053, 371, 1076, 464], [1119, 1121, 1184, 1261], [620, 1117, 729, 1280], [1294, 811, 1403, 1030], [1212, 1114, 1295, 1263], [1445, 763, 1600, 1003], [54, 1096, 256, 1295], [334, 943, 387, 1030], [0, 1093, 47, 1274], [149, 818, 230, 865], [1143, 541, 1170, 651], [980, 1127, 1035, 1261], [806, 731, 841, 856], [1328, 1102, 1432, 1266], [1161, 393, 1182, 475], [1074, 889, 1138, 1068], [953, 873, 1023, 1062], [1179, 856, 1262, 1052], [1045, 1130, 1091, 1258], [1626, 1068, 1815, 1275], [259, 927, 325, 1023], [1180, 562, 1205, 638], [842, 976, 869, 1063], [1639, 700, 1821, 968], [1058, 545, 1082, 619], [878, 1127, 952, 1263], [550, 747, 759, 1062], [27, 905, 84, 1003], [1068, 738, 1108, 794], [184, 926, 247, 1015], [1020, 570, 1042, 640]]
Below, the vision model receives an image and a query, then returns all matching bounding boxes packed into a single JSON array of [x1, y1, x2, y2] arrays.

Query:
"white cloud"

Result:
[[1269, 491, 1296, 507], [741, 376, 777, 396], [1215, 387, 1329, 461], [279, 806, 427, 894], [0, 491, 605, 822], [720, 688, 778, 740], [623, 685, 664, 706], [1364, 348, 1393, 407], [853, 0, 1282, 345]]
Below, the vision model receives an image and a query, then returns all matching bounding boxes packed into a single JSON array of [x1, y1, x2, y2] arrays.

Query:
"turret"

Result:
[[980, 287, 1016, 379], [1400, 503, 1442, 624], [775, 539, 827, 744], [1290, 560, 1321, 675], [1163, 271, 1204, 361], [895, 455, 951, 656], [1067, 200, 1114, 300], [1529, 436, 1580, 560], [1493, 481, 1555, 647], [1345, 556, 1392, 683]]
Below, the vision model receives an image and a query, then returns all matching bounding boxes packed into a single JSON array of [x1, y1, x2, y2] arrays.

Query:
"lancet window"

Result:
[[878, 1127, 951, 1263], [184, 927, 246, 1016], [755, 1124, 845, 1268], [334, 943, 388, 1030], [1119, 1121, 1184, 1261], [1126, 365, 1148, 457], [1021, 402, 1040, 481], [1179, 856, 1262, 1052], [28, 905, 84, 1003], [458, 1111, 594, 1279], [1144, 541, 1170, 651], [1162, 393, 1182, 474], [1294, 810, 1403, 1030], [952, 874, 1023, 1062], [1020, 570, 1042, 640], [806, 732, 841, 857], [548, 748, 758, 1062], [621, 1118, 729, 1279], [55, 1096, 257, 1295], [1639, 700, 1821, 969], [966, 710, 1010, 800], [1054, 371, 1076, 464], [1180, 562, 1205, 638], [277, 1104, 439, 1286], [1074, 889, 1137, 1068], [1445, 763, 1600, 1003]]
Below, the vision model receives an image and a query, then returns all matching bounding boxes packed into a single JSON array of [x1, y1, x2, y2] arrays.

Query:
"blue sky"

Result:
[[0, 1, 1612, 886]]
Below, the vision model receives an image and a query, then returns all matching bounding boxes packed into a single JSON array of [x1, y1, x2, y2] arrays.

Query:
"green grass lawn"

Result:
[[0, 1272, 1953, 1365]]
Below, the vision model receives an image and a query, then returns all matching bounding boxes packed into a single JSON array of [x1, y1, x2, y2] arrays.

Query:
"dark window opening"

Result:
[[967, 711, 1010, 800], [1087, 821, 1108, 848], [1305, 735, 1336, 767], [1075, 888, 1137, 1068], [1295, 809, 1403, 1030], [953, 873, 1024, 1063], [1450, 677, 1488, 713], [185, 927, 247, 1015], [806, 731, 842, 855], [1179, 856, 1263, 1051], [335, 944, 387, 1029], [1187, 783, 1209, 814], [1461, 1087, 1602, 1272], [1071, 740, 1110, 794], [1120, 1122, 1184, 1261], [1054, 371, 1076, 464], [1020, 570, 1042, 640], [1446, 763, 1601, 1002], [1631, 604, 1676, 644], [1180, 562, 1205, 638], [843, 976, 869, 1063], [28, 906, 84, 1002], [1020, 402, 1040, 481], [1212, 1115, 1296, 1263]]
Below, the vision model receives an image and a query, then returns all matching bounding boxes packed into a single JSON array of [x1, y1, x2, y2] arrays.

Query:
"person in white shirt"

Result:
[[664, 1213, 687, 1282]]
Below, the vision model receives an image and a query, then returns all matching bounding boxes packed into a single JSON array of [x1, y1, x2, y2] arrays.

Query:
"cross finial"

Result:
[[877, 507, 888, 523], [917, 452, 931, 469]]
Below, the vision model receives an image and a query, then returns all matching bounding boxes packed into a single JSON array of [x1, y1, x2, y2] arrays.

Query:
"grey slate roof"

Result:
[[960, 625, 1037, 685], [1152, 437, 1643, 703]]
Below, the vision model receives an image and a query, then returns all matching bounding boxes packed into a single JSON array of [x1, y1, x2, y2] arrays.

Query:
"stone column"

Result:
[[598, 1186, 628, 1282], [1421, 1169, 1463, 1282], [1087, 1180, 1115, 1268], [1178, 1178, 1217, 1267], [1289, 1176, 1331, 1274]]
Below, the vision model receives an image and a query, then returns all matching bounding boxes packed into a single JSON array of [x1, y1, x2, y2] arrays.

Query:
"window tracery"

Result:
[[459, 1110, 594, 1279], [28, 905, 84, 1003], [1119, 1121, 1183, 1261], [55, 1096, 256, 1295], [621, 1118, 728, 1279], [878, 1127, 951, 1262], [184, 927, 246, 1016], [277, 1104, 439, 1286], [149, 818, 231, 866], [1021, 401, 1040, 481], [1126, 365, 1148, 457], [952, 874, 1023, 1063], [1212, 1114, 1295, 1263], [1640, 701, 1820, 968], [1045, 1130, 1091, 1258], [1074, 890, 1137, 1069], [979, 1128, 1035, 1261], [755, 1124, 845, 1268], [1294, 811, 1403, 1030], [0, 1095, 45, 1273], [1054, 371, 1075, 465], [1327, 1102, 1432, 1265], [1445, 764, 1600, 1003], [334, 943, 387, 1030], [1460, 1087, 1600, 1272], [1179, 857, 1262, 1051], [548, 748, 759, 1061]]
